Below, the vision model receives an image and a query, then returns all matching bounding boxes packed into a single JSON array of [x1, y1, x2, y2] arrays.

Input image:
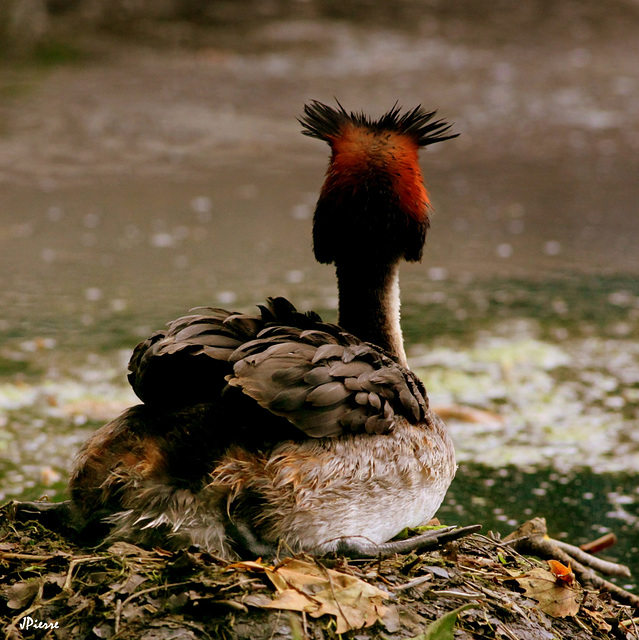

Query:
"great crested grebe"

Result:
[[68, 101, 459, 558]]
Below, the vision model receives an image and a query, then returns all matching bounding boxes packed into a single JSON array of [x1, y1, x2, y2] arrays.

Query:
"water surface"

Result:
[[1, 0, 638, 585]]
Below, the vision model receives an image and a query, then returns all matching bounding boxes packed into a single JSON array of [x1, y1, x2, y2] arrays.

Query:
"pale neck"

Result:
[[335, 260, 408, 367]]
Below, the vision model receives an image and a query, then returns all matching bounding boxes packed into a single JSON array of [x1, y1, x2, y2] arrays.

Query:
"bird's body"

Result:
[[69, 101, 458, 558]]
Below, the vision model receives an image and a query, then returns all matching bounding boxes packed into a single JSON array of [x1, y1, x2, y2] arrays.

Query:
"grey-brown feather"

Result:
[[127, 297, 429, 440], [227, 320, 429, 438]]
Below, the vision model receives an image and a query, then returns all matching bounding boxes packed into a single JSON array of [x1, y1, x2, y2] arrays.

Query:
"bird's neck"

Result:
[[335, 260, 408, 367]]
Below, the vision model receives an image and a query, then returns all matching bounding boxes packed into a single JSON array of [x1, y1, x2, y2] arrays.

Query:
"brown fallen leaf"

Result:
[[236, 558, 390, 633], [582, 608, 612, 633], [515, 567, 582, 618], [5, 578, 43, 609]]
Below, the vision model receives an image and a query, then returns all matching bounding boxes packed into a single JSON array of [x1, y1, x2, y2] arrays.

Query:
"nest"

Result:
[[1, 502, 637, 640]]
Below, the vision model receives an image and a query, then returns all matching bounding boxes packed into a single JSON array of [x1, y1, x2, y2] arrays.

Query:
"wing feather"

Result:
[[126, 296, 429, 438], [305, 381, 350, 407]]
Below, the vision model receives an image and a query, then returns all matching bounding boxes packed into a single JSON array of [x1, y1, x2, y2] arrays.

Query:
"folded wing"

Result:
[[128, 297, 429, 438]]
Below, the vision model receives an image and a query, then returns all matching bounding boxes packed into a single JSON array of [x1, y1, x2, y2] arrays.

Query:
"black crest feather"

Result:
[[299, 99, 458, 147]]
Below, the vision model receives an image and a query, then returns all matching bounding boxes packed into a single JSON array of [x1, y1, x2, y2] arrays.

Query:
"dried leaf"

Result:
[[381, 603, 401, 632], [117, 572, 147, 595], [5, 578, 42, 609], [85, 571, 111, 585], [92, 622, 114, 639], [44, 572, 66, 589], [582, 607, 612, 632], [427, 565, 450, 579], [244, 593, 276, 608], [547, 560, 575, 585], [238, 557, 390, 633], [515, 567, 582, 617]]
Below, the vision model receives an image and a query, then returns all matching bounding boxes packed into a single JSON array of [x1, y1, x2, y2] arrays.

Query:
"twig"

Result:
[[495, 623, 520, 640], [619, 617, 639, 633], [114, 598, 122, 635], [119, 581, 188, 609], [114, 581, 189, 635], [391, 574, 433, 592], [211, 599, 248, 612], [571, 567, 639, 608], [63, 556, 104, 591], [302, 610, 308, 640], [504, 518, 639, 607], [431, 589, 484, 599], [579, 532, 617, 554], [552, 539, 630, 577], [0, 552, 61, 561], [472, 533, 537, 568], [216, 576, 263, 594]]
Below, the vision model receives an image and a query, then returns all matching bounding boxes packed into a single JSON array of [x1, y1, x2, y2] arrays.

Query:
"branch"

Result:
[[503, 518, 638, 608]]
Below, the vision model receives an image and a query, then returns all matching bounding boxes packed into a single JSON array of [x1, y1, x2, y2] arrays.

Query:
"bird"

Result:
[[66, 100, 460, 559]]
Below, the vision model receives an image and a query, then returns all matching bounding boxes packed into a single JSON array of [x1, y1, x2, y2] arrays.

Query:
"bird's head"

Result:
[[299, 100, 457, 266]]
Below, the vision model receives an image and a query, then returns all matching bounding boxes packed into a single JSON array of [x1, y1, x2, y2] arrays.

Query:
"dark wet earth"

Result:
[[0, 0, 638, 585]]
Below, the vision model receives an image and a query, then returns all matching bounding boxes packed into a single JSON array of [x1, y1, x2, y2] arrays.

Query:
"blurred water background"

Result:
[[0, 0, 638, 585]]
